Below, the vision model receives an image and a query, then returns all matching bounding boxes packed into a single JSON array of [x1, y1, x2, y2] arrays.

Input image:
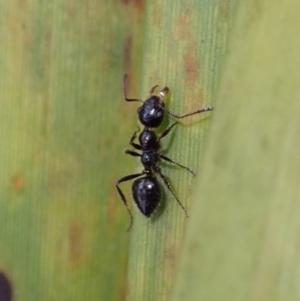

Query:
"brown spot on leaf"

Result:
[[164, 243, 177, 274], [123, 36, 132, 72], [179, 11, 191, 28], [10, 174, 26, 191], [121, 0, 145, 11], [69, 221, 83, 267], [172, 8, 193, 41], [0, 272, 12, 301], [260, 135, 269, 149], [219, 0, 230, 20], [185, 48, 198, 85], [18, 0, 28, 4]]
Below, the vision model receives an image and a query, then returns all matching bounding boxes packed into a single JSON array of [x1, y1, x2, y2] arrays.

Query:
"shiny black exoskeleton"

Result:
[[116, 74, 213, 230], [137, 95, 165, 127]]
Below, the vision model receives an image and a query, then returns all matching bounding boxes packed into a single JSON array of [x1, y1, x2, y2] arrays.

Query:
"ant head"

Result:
[[137, 86, 170, 128]]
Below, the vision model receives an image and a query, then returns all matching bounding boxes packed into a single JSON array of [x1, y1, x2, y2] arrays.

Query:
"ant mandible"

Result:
[[116, 74, 213, 230]]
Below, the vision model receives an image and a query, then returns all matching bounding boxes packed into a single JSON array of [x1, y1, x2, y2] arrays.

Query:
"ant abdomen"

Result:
[[132, 177, 161, 217]]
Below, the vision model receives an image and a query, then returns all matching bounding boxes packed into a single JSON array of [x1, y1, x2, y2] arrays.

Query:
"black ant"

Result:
[[116, 74, 213, 230]]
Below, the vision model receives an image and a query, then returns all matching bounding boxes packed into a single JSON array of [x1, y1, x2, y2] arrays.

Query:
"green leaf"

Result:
[[172, 1, 300, 301], [0, 1, 144, 300], [127, 1, 237, 301]]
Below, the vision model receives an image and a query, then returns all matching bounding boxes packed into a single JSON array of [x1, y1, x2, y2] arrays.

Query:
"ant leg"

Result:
[[123, 74, 143, 103], [157, 122, 177, 142], [162, 106, 213, 119], [159, 87, 169, 102], [116, 172, 144, 231], [159, 154, 195, 176], [129, 127, 142, 150], [125, 150, 141, 157], [155, 120, 194, 175], [154, 166, 188, 217]]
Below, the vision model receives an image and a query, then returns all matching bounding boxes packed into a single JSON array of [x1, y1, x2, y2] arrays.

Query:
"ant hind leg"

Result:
[[154, 167, 188, 217], [116, 172, 144, 231]]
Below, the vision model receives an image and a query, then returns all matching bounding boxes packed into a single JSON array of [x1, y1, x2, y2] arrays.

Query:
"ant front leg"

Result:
[[154, 166, 188, 217], [162, 106, 213, 119], [123, 74, 143, 103], [116, 172, 144, 231]]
